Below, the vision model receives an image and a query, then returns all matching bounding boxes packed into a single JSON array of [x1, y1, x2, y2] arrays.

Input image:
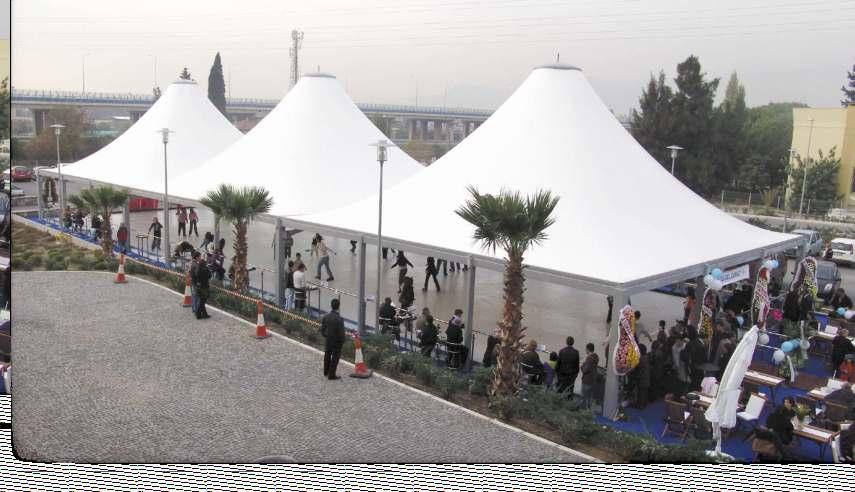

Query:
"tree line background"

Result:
[[631, 55, 854, 214]]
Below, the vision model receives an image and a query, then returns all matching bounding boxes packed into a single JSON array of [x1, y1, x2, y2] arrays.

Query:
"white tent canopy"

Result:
[[291, 64, 802, 292], [167, 73, 424, 216], [46, 79, 242, 194]]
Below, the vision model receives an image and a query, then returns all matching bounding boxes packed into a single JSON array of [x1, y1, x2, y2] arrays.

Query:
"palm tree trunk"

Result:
[[100, 208, 113, 256], [490, 250, 527, 400], [232, 220, 249, 293]]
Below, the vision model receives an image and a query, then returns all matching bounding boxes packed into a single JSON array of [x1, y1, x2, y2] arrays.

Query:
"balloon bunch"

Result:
[[704, 268, 725, 292]]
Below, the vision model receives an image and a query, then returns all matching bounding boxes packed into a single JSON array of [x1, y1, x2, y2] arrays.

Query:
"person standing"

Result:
[[435, 257, 448, 276], [399, 276, 415, 310], [446, 309, 465, 368], [293, 252, 304, 272], [200, 231, 215, 257], [116, 223, 129, 253], [91, 214, 102, 241], [379, 297, 398, 335], [176, 205, 188, 238], [391, 250, 413, 293], [314, 234, 335, 282], [350, 240, 358, 254], [520, 340, 544, 385], [321, 298, 346, 380], [283, 232, 294, 259], [418, 314, 438, 357], [284, 261, 295, 310], [293, 263, 307, 311], [193, 250, 211, 319], [188, 207, 199, 238], [555, 336, 580, 396], [581, 343, 599, 409], [148, 217, 163, 253], [189, 251, 201, 315], [634, 311, 654, 345], [633, 344, 651, 409], [423, 256, 440, 292], [62, 206, 72, 229]]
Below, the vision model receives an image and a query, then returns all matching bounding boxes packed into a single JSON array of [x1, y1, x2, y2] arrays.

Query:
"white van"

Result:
[[827, 238, 855, 265]]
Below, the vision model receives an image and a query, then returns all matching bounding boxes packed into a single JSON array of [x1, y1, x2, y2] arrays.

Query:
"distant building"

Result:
[[790, 105, 855, 209]]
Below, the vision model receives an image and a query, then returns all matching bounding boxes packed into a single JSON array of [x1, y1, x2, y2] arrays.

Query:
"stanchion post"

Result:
[[275, 218, 285, 307], [357, 236, 367, 336]]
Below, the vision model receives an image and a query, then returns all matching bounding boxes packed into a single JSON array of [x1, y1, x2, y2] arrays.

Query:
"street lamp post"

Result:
[[798, 118, 815, 216], [49, 124, 65, 226], [370, 140, 393, 327], [82, 52, 91, 94], [147, 54, 157, 89], [666, 145, 683, 175], [159, 128, 174, 262]]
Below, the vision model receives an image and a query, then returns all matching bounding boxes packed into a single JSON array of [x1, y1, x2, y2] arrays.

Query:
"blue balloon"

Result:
[[781, 341, 794, 353], [771, 259, 780, 269], [711, 268, 723, 280], [736, 316, 744, 327], [837, 307, 846, 316]]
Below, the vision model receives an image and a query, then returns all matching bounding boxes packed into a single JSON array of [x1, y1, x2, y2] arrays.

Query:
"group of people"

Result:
[[517, 336, 601, 408]]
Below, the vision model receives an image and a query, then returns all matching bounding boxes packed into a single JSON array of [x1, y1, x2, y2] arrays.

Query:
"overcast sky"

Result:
[[11, 0, 855, 114]]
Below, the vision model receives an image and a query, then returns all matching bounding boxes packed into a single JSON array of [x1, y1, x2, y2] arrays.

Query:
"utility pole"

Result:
[[289, 30, 304, 90]]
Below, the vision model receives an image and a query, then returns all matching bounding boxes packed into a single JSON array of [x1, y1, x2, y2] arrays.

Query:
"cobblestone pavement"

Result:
[[12, 271, 591, 463]]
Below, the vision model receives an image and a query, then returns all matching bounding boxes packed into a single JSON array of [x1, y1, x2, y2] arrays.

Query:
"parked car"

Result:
[[827, 238, 855, 266], [786, 229, 823, 257], [3, 181, 23, 198], [10, 166, 33, 182], [815, 260, 842, 301]]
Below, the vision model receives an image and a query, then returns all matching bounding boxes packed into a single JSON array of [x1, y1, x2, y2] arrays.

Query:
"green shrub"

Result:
[[490, 396, 521, 421], [341, 339, 355, 361], [283, 319, 305, 336], [268, 311, 283, 325], [435, 371, 466, 401], [304, 328, 320, 345], [380, 355, 402, 378], [399, 352, 422, 374], [11, 257, 30, 270], [413, 360, 436, 386], [556, 412, 600, 444], [468, 366, 494, 396], [45, 256, 67, 270], [29, 254, 43, 267]]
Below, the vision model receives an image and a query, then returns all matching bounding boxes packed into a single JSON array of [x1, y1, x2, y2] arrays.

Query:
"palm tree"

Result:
[[456, 186, 559, 400], [200, 184, 272, 293], [69, 186, 130, 255]]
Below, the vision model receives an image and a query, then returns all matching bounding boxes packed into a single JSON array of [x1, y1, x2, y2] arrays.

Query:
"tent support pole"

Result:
[[464, 256, 476, 371], [602, 291, 627, 420], [36, 173, 45, 220], [693, 274, 705, 326], [275, 218, 285, 307], [357, 237, 367, 336]]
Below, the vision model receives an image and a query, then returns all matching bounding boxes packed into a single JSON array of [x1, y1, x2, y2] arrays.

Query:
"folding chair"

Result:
[[822, 402, 851, 431], [689, 405, 714, 440], [736, 393, 767, 434], [661, 399, 692, 442]]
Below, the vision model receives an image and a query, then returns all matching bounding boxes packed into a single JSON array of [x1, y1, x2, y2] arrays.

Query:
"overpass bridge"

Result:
[[11, 88, 493, 146]]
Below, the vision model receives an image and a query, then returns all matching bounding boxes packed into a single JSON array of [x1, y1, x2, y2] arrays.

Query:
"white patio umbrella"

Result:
[[704, 325, 759, 456]]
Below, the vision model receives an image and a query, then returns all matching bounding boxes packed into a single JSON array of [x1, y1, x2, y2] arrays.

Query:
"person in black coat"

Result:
[[765, 397, 796, 445], [632, 344, 651, 409], [685, 325, 707, 392], [423, 256, 440, 292], [399, 276, 415, 310], [555, 336, 580, 396], [445, 309, 465, 368], [832, 328, 855, 371], [321, 298, 346, 380], [378, 297, 398, 335], [192, 251, 211, 319], [418, 315, 438, 357], [391, 251, 414, 293], [521, 339, 544, 385]]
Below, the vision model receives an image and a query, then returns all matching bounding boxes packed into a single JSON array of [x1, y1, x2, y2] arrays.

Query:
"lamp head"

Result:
[[159, 127, 173, 144], [370, 139, 395, 163], [666, 145, 683, 159], [49, 124, 65, 136]]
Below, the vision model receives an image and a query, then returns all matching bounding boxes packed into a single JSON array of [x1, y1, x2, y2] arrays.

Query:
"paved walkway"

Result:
[[12, 271, 591, 463]]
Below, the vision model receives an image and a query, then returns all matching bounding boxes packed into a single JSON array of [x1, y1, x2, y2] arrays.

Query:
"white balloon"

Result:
[[773, 349, 786, 363], [704, 274, 714, 286], [759, 333, 770, 346], [712, 280, 724, 291], [800, 339, 810, 350], [763, 260, 775, 270]]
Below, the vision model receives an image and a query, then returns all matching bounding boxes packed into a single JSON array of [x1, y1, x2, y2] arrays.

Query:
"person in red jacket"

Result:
[[839, 354, 855, 383], [116, 223, 129, 253]]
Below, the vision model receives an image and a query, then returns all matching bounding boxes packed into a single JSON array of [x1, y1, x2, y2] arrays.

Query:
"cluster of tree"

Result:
[[0, 77, 9, 140], [786, 148, 842, 214], [842, 62, 855, 106], [14, 106, 115, 165], [630, 55, 808, 200]]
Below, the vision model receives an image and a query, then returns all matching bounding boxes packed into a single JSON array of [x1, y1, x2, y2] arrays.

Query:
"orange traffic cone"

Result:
[[181, 273, 192, 307], [350, 334, 373, 379], [255, 300, 270, 339], [114, 254, 128, 284]]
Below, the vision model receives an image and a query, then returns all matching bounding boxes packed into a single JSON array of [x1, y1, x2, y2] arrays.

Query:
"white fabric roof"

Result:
[[57, 80, 242, 194], [295, 64, 800, 287], [167, 73, 424, 216]]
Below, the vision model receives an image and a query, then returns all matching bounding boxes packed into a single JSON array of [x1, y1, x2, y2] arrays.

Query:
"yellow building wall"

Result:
[[791, 106, 855, 208], [0, 40, 8, 82]]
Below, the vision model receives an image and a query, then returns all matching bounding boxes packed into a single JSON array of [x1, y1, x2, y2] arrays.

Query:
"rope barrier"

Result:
[[122, 255, 321, 328]]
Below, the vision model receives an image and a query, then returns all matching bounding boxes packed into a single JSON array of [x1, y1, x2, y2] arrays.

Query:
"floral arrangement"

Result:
[[794, 402, 812, 420]]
